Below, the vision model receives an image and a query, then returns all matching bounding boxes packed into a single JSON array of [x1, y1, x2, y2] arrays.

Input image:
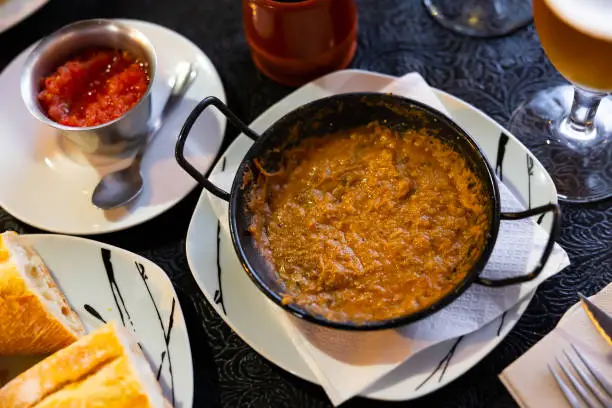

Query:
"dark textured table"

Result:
[[2, 1, 611, 407]]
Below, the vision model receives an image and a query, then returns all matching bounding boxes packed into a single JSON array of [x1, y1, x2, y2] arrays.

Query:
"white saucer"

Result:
[[0, 19, 226, 235], [0, 0, 49, 34], [0, 234, 193, 407], [185, 70, 560, 401]]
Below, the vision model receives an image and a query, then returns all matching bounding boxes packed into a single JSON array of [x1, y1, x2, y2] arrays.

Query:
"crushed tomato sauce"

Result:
[[38, 48, 150, 127], [247, 124, 491, 323]]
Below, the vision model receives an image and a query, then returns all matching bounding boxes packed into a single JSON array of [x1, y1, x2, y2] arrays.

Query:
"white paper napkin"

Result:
[[500, 282, 612, 408], [206, 73, 571, 406]]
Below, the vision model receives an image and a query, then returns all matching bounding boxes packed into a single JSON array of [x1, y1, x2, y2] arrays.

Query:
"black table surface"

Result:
[[2, 1, 611, 407]]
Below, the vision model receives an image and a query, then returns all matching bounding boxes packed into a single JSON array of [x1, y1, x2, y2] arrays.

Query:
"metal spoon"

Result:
[[92, 62, 198, 210]]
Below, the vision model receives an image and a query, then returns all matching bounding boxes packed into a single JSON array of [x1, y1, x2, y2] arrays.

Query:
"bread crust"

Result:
[[0, 321, 169, 408], [0, 231, 85, 355], [0, 291, 80, 355]]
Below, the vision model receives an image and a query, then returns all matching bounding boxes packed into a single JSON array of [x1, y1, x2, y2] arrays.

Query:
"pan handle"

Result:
[[476, 203, 561, 287], [175, 96, 261, 202]]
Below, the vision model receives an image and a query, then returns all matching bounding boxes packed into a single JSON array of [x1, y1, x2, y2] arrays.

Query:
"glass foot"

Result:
[[508, 85, 612, 203], [423, 0, 532, 37]]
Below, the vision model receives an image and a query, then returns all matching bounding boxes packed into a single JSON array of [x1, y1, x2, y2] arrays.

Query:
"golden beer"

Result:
[[534, 0, 612, 91]]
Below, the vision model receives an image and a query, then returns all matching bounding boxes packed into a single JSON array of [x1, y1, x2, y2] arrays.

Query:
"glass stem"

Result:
[[566, 87, 605, 134]]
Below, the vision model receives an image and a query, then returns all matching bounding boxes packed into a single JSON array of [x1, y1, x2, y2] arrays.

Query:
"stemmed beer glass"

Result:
[[509, 0, 612, 203]]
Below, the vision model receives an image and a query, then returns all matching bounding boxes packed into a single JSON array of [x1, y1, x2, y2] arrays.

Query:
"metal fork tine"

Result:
[[572, 344, 612, 401], [557, 357, 600, 408], [549, 363, 587, 408], [564, 349, 612, 407]]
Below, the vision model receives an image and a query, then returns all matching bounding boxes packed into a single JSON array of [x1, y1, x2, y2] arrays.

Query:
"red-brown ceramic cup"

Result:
[[243, 0, 358, 86]]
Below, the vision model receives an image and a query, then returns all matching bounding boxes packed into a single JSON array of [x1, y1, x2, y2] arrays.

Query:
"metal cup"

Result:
[[20, 19, 157, 156]]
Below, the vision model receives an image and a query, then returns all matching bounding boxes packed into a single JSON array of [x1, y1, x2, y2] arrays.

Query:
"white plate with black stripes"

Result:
[[0, 234, 193, 408], [184, 69, 559, 401]]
